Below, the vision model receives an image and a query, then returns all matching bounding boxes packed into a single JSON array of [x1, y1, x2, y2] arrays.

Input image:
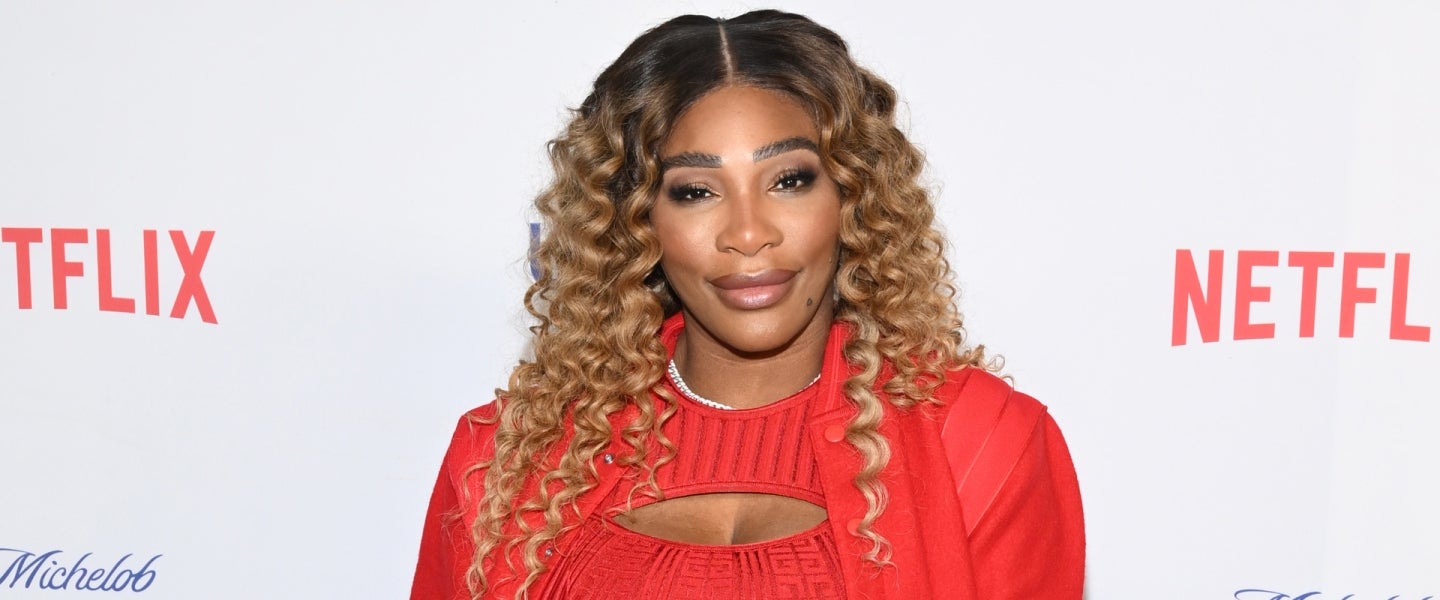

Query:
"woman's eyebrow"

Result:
[[659, 137, 819, 173], [660, 152, 722, 172], [752, 136, 818, 162]]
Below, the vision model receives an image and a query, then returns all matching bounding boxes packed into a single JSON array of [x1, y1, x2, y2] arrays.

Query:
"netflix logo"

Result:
[[1172, 249, 1429, 346], [1, 227, 217, 324]]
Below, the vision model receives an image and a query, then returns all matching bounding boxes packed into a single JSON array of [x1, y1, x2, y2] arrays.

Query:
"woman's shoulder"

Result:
[[880, 365, 1043, 420], [887, 365, 1057, 463], [931, 366, 1048, 423], [437, 402, 503, 474], [929, 366, 1053, 449]]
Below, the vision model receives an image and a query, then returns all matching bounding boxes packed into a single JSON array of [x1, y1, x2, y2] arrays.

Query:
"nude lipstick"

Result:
[[709, 269, 798, 310]]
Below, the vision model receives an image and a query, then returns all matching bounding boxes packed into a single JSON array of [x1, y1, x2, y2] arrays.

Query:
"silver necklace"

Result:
[[667, 359, 821, 411]]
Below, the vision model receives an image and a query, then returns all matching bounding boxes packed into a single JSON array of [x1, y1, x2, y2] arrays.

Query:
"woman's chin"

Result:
[[687, 308, 829, 358]]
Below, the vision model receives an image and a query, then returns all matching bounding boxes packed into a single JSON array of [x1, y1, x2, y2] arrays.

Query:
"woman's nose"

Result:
[[714, 190, 783, 256]]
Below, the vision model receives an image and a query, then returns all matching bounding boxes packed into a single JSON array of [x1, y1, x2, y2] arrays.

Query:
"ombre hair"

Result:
[[463, 9, 990, 598]]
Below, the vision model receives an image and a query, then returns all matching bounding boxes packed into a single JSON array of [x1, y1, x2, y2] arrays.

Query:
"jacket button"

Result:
[[602, 453, 615, 465], [824, 424, 845, 443], [847, 518, 862, 536]]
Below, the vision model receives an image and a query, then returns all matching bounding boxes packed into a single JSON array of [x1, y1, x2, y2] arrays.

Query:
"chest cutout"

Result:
[[611, 492, 827, 545]]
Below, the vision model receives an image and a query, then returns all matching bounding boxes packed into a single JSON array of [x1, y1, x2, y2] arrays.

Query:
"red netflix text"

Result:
[[1, 227, 217, 324], [1172, 249, 1429, 346]]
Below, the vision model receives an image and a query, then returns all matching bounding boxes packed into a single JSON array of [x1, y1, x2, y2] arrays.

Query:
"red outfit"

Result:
[[536, 361, 844, 599], [411, 315, 1085, 599]]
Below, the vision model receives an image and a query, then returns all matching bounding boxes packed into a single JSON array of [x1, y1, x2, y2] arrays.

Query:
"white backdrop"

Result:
[[2, 1, 1436, 598]]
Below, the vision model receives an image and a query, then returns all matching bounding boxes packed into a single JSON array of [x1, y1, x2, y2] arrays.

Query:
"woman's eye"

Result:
[[773, 169, 817, 191], [667, 184, 714, 202]]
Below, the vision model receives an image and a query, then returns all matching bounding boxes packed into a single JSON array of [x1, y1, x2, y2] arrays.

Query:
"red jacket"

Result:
[[411, 318, 1085, 599]]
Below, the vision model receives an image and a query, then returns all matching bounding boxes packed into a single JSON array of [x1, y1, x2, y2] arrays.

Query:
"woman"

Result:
[[412, 10, 1083, 600]]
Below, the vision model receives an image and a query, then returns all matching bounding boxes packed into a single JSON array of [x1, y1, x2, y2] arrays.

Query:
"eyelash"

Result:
[[667, 184, 713, 203], [773, 168, 817, 191], [665, 169, 818, 203]]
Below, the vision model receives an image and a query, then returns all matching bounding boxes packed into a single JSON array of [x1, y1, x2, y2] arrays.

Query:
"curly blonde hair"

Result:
[[462, 10, 990, 598]]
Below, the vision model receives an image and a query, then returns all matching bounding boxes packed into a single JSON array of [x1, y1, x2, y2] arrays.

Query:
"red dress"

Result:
[[411, 314, 1085, 599]]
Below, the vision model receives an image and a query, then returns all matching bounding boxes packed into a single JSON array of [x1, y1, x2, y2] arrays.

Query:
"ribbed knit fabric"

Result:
[[619, 371, 828, 510], [534, 369, 845, 599]]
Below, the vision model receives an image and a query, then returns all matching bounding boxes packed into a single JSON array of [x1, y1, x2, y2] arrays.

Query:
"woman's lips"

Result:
[[709, 269, 798, 310]]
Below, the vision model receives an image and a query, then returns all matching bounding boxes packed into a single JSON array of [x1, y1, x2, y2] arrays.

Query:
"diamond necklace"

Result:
[[666, 359, 822, 411]]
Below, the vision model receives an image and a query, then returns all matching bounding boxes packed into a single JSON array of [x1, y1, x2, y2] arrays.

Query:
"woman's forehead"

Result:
[[660, 86, 819, 158]]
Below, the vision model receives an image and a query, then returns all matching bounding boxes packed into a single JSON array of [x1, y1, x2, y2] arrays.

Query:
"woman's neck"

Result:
[[670, 305, 834, 410]]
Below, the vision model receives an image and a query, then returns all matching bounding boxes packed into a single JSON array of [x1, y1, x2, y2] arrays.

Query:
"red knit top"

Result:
[[533, 369, 846, 600]]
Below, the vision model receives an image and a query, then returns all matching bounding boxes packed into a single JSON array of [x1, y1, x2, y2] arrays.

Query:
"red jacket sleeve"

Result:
[[411, 414, 483, 600], [967, 411, 1086, 599]]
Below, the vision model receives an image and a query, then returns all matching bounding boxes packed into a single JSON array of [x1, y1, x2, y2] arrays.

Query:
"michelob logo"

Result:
[[1172, 249, 1430, 345], [0, 548, 161, 592], [0, 227, 217, 324]]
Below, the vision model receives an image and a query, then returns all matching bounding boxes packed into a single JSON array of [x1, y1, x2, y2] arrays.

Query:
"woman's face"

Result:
[[650, 85, 842, 355]]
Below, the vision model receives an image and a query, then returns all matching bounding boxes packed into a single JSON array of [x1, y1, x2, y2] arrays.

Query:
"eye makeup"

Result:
[[773, 168, 818, 191], [663, 164, 822, 203], [667, 183, 714, 203]]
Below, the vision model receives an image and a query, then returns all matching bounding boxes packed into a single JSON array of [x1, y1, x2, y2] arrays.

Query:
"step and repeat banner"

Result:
[[3, 1, 1436, 598]]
